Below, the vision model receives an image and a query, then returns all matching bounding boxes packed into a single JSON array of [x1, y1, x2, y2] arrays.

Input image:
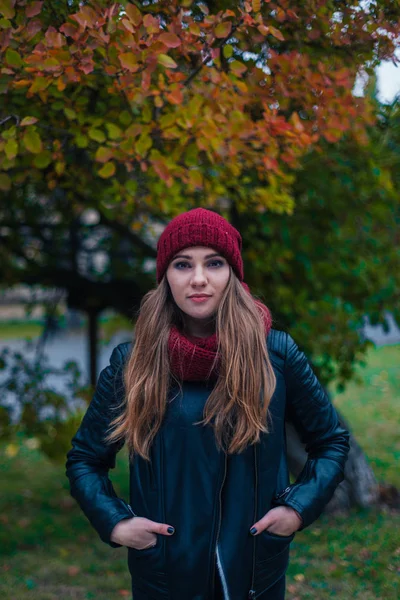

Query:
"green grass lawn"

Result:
[[0, 344, 399, 599]]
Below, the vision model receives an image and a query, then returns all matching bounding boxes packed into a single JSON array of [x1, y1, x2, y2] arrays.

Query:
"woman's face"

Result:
[[166, 246, 230, 337]]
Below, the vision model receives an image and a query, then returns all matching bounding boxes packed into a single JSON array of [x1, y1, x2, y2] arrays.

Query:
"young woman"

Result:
[[66, 208, 350, 600]]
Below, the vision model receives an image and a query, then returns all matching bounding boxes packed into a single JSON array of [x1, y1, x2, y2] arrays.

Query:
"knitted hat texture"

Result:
[[156, 208, 244, 283]]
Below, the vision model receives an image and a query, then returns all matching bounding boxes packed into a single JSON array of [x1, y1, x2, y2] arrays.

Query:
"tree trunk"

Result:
[[285, 410, 380, 512]]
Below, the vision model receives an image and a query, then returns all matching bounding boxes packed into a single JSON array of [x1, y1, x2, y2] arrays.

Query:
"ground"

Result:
[[0, 344, 399, 599]]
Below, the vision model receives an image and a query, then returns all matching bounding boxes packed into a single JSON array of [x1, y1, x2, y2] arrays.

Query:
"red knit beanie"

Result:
[[156, 208, 244, 283]]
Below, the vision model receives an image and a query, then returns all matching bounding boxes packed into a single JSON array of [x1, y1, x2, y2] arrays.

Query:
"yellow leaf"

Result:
[[98, 162, 116, 178], [0, 0, 15, 19], [20, 116, 38, 126], [252, 0, 261, 12], [189, 22, 201, 36], [157, 54, 177, 69], [5, 443, 19, 458], [119, 52, 140, 73], [214, 21, 232, 38]]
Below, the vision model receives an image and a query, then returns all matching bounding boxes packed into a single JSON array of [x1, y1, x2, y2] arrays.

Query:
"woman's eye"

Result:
[[174, 261, 190, 269], [208, 260, 224, 268]]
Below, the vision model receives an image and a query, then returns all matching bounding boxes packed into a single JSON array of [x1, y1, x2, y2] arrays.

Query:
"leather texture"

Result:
[[66, 329, 350, 599]]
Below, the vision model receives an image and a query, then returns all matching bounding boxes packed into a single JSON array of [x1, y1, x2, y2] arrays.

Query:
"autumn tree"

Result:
[[1, 1, 400, 505]]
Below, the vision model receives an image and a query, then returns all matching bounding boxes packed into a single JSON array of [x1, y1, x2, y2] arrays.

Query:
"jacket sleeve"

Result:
[[275, 334, 350, 529], [65, 344, 134, 547]]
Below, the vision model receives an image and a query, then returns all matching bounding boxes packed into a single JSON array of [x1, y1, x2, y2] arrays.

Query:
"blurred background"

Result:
[[1, 1, 399, 599]]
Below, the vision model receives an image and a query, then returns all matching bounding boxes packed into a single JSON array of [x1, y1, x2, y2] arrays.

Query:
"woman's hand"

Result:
[[110, 516, 175, 549], [249, 506, 303, 537]]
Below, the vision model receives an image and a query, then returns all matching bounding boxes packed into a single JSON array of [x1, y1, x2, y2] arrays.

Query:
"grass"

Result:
[[0, 344, 399, 599], [0, 321, 43, 340]]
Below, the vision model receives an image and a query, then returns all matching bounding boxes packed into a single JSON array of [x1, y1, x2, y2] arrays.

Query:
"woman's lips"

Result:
[[189, 296, 211, 303]]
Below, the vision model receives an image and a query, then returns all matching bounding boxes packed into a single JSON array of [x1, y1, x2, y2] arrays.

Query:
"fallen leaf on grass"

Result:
[[294, 574, 305, 582], [118, 591, 130, 597], [67, 565, 80, 576]]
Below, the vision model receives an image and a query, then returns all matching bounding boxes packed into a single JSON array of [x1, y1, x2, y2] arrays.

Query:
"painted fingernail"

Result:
[[250, 527, 257, 535], [167, 527, 175, 534]]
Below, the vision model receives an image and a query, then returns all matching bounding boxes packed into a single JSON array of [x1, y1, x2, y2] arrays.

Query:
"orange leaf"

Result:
[[125, 4, 142, 27], [118, 591, 130, 597], [269, 26, 285, 41], [214, 21, 232, 38], [252, 0, 261, 12], [159, 32, 181, 48], [26, 1, 43, 18], [230, 60, 247, 76]]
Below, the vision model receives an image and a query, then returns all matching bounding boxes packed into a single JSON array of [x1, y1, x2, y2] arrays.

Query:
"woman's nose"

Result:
[[190, 266, 207, 286]]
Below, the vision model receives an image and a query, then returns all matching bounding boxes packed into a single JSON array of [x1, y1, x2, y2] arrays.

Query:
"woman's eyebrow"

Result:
[[172, 253, 222, 260]]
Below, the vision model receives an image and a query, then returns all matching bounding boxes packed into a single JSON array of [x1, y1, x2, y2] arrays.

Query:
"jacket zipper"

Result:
[[211, 451, 228, 599], [248, 444, 258, 599], [275, 486, 291, 500]]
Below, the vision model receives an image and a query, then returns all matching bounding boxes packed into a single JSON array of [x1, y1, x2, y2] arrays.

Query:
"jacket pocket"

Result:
[[253, 531, 293, 596]]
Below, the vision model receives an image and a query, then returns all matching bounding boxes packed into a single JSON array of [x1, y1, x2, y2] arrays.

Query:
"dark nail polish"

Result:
[[167, 527, 175, 534], [250, 527, 257, 535]]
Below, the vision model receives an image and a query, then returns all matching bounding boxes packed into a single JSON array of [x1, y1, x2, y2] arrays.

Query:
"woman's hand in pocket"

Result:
[[110, 516, 175, 549], [249, 506, 303, 537]]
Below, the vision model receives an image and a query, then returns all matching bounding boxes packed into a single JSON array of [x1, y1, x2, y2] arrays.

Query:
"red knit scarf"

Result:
[[168, 286, 272, 382]]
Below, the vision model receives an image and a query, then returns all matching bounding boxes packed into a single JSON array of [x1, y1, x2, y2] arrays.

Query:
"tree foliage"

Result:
[[0, 0, 399, 214]]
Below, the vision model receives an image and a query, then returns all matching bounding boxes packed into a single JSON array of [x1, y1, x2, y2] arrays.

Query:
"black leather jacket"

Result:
[[66, 330, 350, 599]]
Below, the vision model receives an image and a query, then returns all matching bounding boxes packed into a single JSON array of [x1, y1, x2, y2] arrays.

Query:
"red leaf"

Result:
[[45, 27, 65, 47], [26, 1, 43, 18], [159, 32, 181, 48], [59, 23, 79, 38]]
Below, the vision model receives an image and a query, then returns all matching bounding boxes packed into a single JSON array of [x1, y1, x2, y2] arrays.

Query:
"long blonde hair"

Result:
[[105, 272, 276, 460]]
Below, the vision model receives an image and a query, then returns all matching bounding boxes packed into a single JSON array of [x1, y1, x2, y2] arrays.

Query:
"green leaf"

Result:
[[63, 108, 76, 120], [157, 54, 178, 69], [0, 17, 11, 28], [98, 162, 116, 178], [75, 134, 88, 148], [33, 150, 52, 168], [5, 48, 23, 68], [0, 172, 11, 191], [23, 128, 43, 154], [223, 45, 233, 58], [88, 128, 106, 143], [119, 111, 131, 126], [4, 138, 18, 160], [0, 0, 15, 19], [105, 123, 122, 140], [136, 133, 152, 156]]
